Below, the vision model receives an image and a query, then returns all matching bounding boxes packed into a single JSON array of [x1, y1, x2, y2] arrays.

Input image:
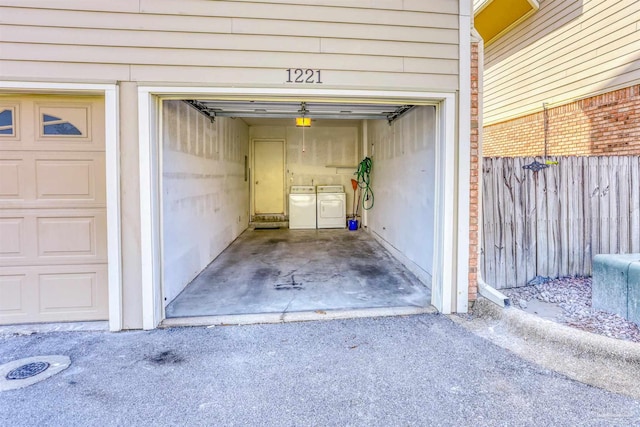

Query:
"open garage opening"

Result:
[[159, 98, 439, 322]]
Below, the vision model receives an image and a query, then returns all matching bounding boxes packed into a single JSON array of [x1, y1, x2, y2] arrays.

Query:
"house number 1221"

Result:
[[286, 69, 323, 84]]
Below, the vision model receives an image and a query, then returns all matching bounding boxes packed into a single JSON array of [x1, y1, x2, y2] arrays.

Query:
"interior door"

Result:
[[253, 139, 285, 215]]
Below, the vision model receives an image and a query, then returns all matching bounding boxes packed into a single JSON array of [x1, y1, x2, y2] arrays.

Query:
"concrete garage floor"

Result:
[[165, 228, 432, 321]]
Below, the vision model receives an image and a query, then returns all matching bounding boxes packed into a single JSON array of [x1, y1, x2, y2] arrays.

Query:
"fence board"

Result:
[[481, 159, 496, 284], [580, 157, 592, 273], [546, 159, 561, 278], [588, 157, 601, 270], [513, 157, 527, 286], [598, 157, 611, 255], [492, 158, 507, 286], [566, 156, 581, 274], [502, 159, 517, 286], [524, 158, 538, 284], [482, 155, 640, 288], [632, 157, 640, 253], [618, 157, 630, 253]]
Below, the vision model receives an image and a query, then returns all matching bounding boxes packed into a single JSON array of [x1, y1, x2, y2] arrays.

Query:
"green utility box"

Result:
[[592, 253, 640, 325]]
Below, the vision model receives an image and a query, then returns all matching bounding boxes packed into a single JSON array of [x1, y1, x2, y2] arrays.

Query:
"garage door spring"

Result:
[[356, 157, 374, 210]]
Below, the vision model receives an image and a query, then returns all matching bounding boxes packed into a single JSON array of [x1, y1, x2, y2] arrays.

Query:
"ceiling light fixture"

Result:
[[295, 117, 311, 127]]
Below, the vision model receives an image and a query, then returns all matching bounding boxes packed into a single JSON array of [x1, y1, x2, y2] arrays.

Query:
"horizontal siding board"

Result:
[[484, 44, 640, 113], [486, 0, 584, 62], [155, 0, 407, 11], [181, 0, 459, 14], [0, 0, 139, 12], [0, 60, 131, 82], [0, 7, 235, 34], [484, 0, 640, 124], [0, 24, 459, 59], [140, 0, 459, 28], [485, 31, 640, 105], [0, 7, 460, 42], [484, 68, 640, 124], [230, 18, 459, 43], [403, 58, 459, 74], [486, 2, 637, 72], [485, 6, 638, 89], [402, 0, 458, 14], [130, 65, 459, 90], [485, 9, 638, 88], [0, 25, 322, 55], [321, 38, 458, 59], [0, 42, 411, 73], [485, 10, 638, 93]]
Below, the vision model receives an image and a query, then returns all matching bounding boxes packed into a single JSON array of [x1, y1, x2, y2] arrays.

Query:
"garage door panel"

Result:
[[0, 209, 107, 267], [0, 270, 37, 323], [38, 216, 97, 257], [0, 152, 105, 208], [36, 265, 108, 321], [0, 265, 108, 323], [35, 158, 101, 202], [0, 274, 26, 313], [1, 97, 104, 151], [39, 272, 96, 311], [0, 217, 25, 258], [0, 159, 24, 198]]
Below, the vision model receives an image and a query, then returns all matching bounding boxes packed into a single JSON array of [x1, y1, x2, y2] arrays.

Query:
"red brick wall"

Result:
[[483, 84, 640, 157], [468, 41, 480, 302]]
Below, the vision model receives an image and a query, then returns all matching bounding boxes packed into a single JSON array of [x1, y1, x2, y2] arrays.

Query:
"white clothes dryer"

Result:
[[316, 185, 346, 229], [288, 186, 316, 229]]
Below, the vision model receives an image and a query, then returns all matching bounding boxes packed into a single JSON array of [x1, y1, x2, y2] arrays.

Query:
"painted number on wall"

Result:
[[286, 69, 323, 84]]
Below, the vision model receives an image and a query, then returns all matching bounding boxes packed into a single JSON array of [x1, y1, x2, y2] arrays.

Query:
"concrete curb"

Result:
[[472, 297, 640, 363], [161, 305, 437, 328]]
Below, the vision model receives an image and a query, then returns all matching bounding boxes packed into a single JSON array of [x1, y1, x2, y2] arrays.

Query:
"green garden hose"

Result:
[[355, 157, 374, 210]]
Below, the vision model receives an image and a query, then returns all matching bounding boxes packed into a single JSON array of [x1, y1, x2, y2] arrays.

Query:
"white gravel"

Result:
[[504, 276, 640, 343]]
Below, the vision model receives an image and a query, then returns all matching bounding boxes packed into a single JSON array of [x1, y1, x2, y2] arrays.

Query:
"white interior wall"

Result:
[[366, 106, 437, 280], [250, 121, 361, 216], [162, 101, 249, 305]]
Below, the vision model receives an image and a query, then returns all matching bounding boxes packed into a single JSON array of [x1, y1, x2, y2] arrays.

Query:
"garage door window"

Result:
[[0, 108, 15, 136], [42, 114, 82, 136]]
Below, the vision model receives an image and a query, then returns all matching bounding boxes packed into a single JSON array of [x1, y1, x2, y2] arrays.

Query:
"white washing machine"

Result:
[[316, 185, 346, 229], [288, 185, 316, 229]]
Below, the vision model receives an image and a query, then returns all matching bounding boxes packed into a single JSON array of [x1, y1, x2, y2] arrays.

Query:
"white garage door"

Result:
[[0, 96, 108, 324]]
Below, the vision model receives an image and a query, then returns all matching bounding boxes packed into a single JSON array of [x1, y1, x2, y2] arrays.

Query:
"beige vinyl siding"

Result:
[[0, 0, 460, 91], [483, 0, 640, 125]]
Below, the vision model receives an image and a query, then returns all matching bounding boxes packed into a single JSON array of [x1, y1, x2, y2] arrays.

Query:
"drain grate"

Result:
[[0, 355, 70, 391], [6, 362, 50, 380]]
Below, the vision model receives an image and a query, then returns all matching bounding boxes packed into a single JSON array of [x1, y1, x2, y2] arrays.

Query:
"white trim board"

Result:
[[138, 86, 461, 328], [0, 81, 123, 331]]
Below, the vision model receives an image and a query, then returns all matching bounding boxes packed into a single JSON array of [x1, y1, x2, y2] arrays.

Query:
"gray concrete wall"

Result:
[[366, 106, 437, 279], [162, 101, 249, 306]]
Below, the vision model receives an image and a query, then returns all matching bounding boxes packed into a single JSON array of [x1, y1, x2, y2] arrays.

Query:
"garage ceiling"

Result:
[[185, 100, 415, 123]]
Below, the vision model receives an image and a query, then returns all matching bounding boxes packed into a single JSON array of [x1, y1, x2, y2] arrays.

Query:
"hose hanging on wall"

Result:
[[355, 157, 374, 210]]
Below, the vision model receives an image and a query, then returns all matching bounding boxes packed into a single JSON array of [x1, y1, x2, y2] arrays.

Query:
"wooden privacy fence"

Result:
[[482, 156, 640, 289]]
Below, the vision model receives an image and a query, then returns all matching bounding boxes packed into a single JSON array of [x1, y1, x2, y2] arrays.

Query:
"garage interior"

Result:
[[160, 99, 438, 320]]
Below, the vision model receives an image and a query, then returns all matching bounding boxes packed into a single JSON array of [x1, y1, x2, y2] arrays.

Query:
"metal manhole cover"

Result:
[[0, 356, 70, 391], [6, 362, 50, 380]]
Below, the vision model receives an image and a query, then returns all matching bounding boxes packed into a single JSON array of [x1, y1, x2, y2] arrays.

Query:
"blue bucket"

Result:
[[348, 219, 358, 231]]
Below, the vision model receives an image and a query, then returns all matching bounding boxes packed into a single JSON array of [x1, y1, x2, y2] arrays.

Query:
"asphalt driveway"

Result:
[[1, 314, 640, 426]]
